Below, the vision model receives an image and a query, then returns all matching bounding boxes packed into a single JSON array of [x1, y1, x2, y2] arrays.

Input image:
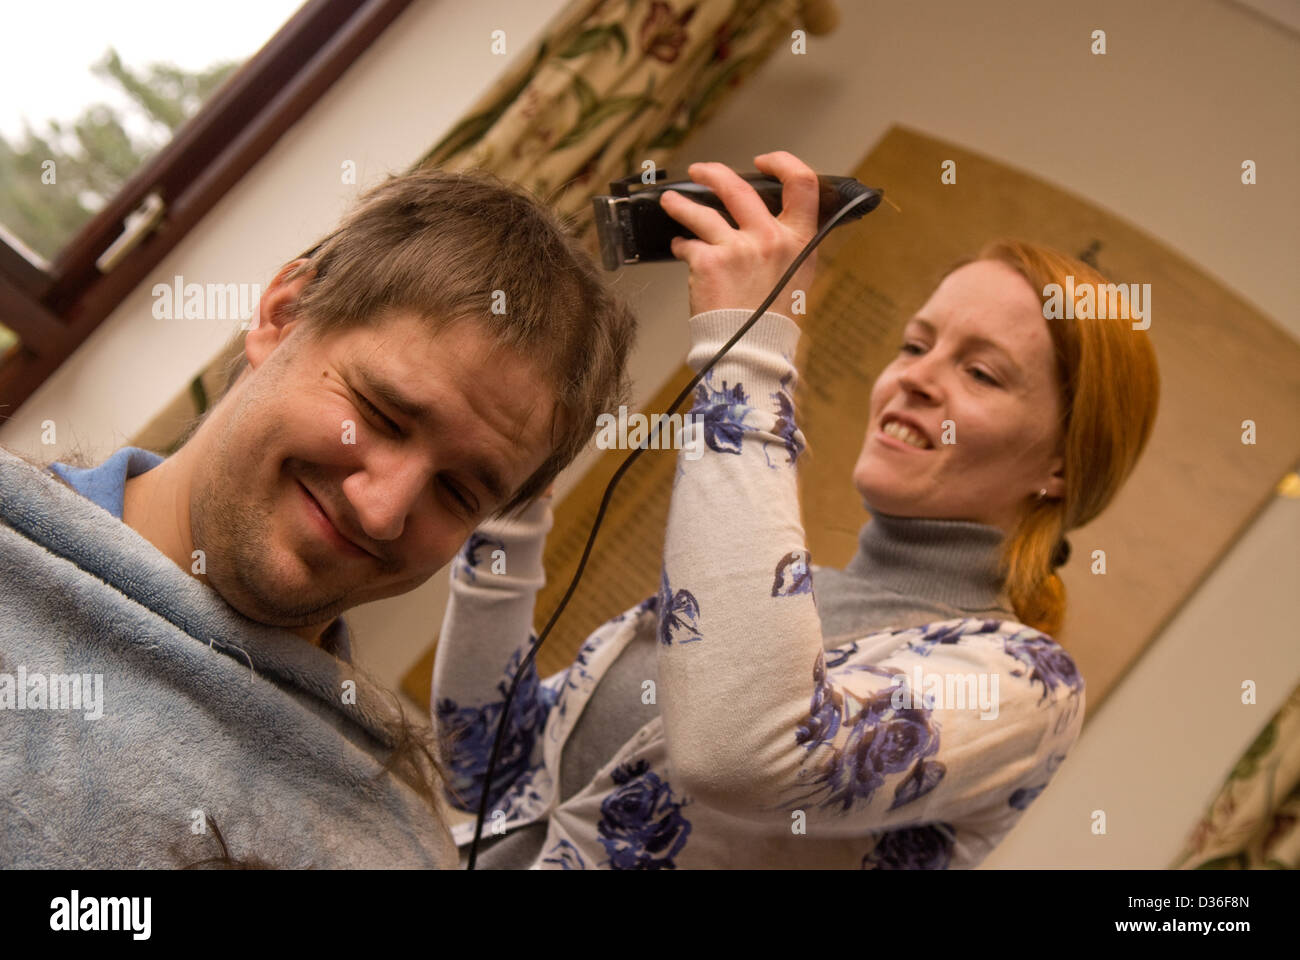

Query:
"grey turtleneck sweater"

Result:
[[467, 509, 1015, 869]]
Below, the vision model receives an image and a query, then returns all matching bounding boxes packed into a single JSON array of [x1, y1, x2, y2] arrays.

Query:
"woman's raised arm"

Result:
[[654, 153, 1085, 839]]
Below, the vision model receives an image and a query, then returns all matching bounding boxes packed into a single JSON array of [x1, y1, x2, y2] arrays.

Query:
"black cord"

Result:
[[465, 188, 877, 869]]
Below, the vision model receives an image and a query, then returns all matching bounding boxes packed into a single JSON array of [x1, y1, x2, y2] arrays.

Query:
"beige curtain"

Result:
[[135, 0, 841, 453], [1172, 682, 1300, 869]]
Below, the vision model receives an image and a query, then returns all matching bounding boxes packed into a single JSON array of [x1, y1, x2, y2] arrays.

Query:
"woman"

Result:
[[433, 152, 1160, 869]]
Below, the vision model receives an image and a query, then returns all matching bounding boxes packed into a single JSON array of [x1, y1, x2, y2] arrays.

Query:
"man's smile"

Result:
[[296, 479, 372, 559]]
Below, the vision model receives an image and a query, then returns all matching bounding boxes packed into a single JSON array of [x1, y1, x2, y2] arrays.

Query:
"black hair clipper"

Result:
[[592, 170, 882, 271]]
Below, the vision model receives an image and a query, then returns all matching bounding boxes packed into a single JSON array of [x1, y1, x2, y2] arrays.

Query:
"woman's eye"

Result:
[[900, 343, 998, 386]]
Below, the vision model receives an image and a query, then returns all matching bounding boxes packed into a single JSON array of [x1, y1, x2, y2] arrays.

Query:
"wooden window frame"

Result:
[[0, 0, 417, 416]]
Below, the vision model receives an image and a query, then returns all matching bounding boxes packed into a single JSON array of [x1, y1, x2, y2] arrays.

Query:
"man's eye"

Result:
[[441, 479, 475, 513], [357, 394, 402, 434]]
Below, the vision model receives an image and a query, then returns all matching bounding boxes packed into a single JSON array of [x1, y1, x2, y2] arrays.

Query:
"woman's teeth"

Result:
[[883, 420, 931, 449]]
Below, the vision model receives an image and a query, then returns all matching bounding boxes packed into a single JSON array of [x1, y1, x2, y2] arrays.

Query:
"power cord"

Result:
[[465, 187, 878, 869]]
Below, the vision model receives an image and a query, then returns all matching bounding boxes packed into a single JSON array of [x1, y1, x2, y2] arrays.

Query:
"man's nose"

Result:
[[345, 455, 431, 542]]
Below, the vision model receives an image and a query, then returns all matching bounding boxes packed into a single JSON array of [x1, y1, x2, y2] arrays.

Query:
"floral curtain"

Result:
[[133, 0, 841, 453], [1172, 682, 1300, 869], [416, 0, 836, 260]]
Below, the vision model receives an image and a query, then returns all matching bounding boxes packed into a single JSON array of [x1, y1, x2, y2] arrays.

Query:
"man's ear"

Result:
[[246, 259, 315, 370]]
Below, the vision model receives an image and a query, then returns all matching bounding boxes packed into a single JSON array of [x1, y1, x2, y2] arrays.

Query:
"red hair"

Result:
[[935, 240, 1161, 636]]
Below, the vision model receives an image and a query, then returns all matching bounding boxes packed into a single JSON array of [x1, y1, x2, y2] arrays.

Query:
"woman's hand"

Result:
[[659, 151, 821, 326]]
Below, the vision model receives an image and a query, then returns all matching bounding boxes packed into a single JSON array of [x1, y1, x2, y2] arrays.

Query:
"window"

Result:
[[0, 0, 417, 415]]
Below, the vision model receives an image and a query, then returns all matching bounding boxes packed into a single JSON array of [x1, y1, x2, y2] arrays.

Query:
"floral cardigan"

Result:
[[432, 310, 1086, 869]]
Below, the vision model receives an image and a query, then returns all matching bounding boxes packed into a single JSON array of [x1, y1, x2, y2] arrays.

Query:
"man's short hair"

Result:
[[215, 167, 638, 519]]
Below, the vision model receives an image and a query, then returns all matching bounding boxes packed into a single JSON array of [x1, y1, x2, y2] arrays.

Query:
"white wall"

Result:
[[4, 0, 1296, 867]]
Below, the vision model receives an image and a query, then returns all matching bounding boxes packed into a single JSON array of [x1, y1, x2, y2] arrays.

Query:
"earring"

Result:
[[1037, 488, 1047, 500]]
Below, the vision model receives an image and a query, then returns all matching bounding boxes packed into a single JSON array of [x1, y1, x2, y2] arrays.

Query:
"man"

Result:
[[0, 168, 636, 868]]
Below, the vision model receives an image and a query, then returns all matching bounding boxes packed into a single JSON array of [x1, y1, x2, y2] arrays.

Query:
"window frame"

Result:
[[0, 0, 417, 416]]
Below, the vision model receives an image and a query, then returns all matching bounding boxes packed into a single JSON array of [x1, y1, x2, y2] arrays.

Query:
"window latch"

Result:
[[95, 190, 166, 273]]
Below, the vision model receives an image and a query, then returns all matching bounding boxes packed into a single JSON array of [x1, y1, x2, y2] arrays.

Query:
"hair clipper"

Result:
[[592, 170, 883, 271]]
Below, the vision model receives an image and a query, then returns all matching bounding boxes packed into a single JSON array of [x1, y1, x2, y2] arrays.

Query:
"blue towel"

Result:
[[0, 447, 457, 868]]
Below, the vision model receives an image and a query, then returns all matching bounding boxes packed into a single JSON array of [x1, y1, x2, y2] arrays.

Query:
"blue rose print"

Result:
[[541, 839, 587, 870], [861, 823, 957, 869], [1003, 632, 1083, 704], [763, 371, 806, 467], [553, 632, 605, 723], [796, 651, 841, 749], [689, 372, 754, 455], [790, 653, 946, 814], [456, 531, 506, 585], [435, 647, 556, 810], [596, 759, 693, 870], [797, 654, 906, 751], [1008, 784, 1045, 810], [656, 566, 703, 645], [771, 550, 813, 598], [825, 639, 860, 669], [904, 618, 1003, 657]]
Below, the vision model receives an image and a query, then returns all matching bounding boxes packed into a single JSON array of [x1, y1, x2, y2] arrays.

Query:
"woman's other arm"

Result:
[[431, 489, 560, 812]]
